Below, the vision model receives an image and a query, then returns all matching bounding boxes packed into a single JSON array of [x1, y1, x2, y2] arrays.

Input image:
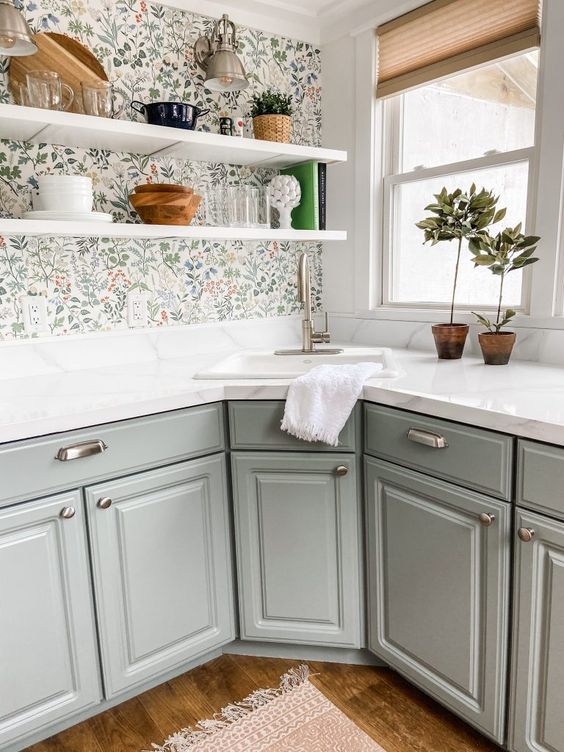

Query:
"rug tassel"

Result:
[[148, 665, 312, 752]]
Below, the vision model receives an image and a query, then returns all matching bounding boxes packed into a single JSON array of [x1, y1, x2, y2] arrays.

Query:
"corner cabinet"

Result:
[[85, 455, 235, 698], [0, 492, 100, 750], [365, 457, 511, 744], [509, 508, 564, 752], [231, 451, 362, 647]]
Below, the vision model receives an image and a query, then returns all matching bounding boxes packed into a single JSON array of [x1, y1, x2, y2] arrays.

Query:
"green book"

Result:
[[281, 162, 319, 230]]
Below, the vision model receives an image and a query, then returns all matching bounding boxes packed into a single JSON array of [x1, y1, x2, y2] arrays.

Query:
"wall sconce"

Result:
[[0, 0, 36, 56], [194, 14, 249, 92]]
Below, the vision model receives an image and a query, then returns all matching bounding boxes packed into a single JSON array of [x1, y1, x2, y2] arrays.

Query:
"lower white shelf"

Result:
[[0, 219, 347, 242]]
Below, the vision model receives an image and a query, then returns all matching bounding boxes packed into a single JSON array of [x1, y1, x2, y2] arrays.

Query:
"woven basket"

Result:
[[253, 114, 292, 143]]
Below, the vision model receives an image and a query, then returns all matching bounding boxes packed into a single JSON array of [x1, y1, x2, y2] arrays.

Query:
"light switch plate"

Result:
[[21, 294, 48, 335]]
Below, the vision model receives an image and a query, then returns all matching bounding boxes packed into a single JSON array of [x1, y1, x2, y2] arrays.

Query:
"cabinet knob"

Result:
[[479, 512, 496, 527], [97, 497, 112, 510], [60, 506, 76, 519], [335, 465, 348, 477], [518, 527, 535, 542]]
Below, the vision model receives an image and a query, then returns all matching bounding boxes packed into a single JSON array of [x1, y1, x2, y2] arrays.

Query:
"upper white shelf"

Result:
[[0, 104, 347, 169], [0, 219, 346, 242]]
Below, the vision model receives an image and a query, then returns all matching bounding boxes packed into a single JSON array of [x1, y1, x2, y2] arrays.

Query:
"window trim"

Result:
[[378, 67, 539, 314]]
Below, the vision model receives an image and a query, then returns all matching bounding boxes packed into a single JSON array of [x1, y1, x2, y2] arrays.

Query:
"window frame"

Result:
[[380, 72, 538, 313]]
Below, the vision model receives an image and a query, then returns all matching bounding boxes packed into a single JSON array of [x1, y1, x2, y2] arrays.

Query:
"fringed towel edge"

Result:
[[148, 664, 312, 752], [280, 418, 341, 446]]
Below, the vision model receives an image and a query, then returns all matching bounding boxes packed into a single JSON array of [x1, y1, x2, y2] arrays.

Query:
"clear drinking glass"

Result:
[[81, 81, 124, 118], [227, 186, 245, 228], [206, 186, 229, 226], [26, 71, 74, 111], [255, 187, 270, 228]]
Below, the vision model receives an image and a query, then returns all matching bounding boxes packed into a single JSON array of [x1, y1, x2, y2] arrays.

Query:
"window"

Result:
[[382, 51, 538, 309], [376, 0, 541, 312]]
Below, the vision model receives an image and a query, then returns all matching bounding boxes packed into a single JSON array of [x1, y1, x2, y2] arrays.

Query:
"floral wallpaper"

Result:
[[0, 0, 322, 339]]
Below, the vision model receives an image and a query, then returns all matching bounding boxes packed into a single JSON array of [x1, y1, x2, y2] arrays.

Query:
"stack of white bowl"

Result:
[[23, 175, 113, 223]]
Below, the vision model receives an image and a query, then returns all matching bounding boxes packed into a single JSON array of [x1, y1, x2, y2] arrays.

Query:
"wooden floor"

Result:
[[27, 654, 501, 751]]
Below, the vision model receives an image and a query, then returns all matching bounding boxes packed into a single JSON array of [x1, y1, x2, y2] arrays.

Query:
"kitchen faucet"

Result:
[[275, 252, 343, 355]]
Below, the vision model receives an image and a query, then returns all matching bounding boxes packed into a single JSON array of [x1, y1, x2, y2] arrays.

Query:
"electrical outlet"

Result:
[[21, 294, 48, 335], [127, 292, 149, 328]]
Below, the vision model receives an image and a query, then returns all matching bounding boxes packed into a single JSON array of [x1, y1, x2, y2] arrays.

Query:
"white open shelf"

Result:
[[0, 219, 347, 241], [0, 104, 347, 168]]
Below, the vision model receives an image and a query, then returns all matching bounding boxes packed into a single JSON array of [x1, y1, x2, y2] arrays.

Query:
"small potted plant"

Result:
[[471, 224, 540, 365], [416, 184, 504, 359], [249, 88, 293, 143]]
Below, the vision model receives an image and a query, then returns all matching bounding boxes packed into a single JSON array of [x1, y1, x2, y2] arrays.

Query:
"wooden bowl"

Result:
[[131, 193, 202, 225], [129, 191, 194, 209], [134, 183, 193, 195]]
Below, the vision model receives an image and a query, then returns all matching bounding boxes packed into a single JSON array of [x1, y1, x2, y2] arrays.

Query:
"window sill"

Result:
[[344, 308, 564, 330]]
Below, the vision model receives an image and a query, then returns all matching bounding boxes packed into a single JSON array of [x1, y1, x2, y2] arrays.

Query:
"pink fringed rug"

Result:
[[150, 665, 385, 752]]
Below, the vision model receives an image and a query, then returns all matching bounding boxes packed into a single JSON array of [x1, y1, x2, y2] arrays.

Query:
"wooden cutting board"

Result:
[[9, 32, 108, 114]]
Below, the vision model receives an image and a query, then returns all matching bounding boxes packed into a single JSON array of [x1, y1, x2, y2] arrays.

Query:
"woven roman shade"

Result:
[[376, 0, 541, 98]]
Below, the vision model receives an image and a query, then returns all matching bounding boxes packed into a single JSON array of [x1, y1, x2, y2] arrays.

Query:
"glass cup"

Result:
[[228, 186, 256, 228], [206, 186, 229, 226], [26, 71, 74, 111], [254, 187, 271, 229], [13, 82, 29, 106], [81, 81, 124, 118]]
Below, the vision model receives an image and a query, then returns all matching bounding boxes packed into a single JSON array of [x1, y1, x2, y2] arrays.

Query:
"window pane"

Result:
[[389, 161, 529, 307], [400, 51, 538, 171]]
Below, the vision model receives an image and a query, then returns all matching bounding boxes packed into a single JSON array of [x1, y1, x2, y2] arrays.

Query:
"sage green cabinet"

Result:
[[231, 452, 362, 647], [365, 457, 511, 744], [509, 508, 564, 752], [85, 454, 234, 698], [0, 492, 100, 750]]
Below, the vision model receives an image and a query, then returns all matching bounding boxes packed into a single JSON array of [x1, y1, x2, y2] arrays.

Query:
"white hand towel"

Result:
[[281, 362, 382, 446]]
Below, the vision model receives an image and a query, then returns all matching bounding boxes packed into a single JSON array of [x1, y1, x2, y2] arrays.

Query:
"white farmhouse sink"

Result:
[[195, 347, 400, 380]]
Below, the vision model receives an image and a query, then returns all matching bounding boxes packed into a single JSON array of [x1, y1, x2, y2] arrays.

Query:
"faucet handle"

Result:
[[311, 312, 331, 344]]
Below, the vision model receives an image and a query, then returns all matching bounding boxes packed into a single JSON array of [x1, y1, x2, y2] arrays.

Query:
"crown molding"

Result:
[[155, 0, 428, 45], [155, 0, 322, 44]]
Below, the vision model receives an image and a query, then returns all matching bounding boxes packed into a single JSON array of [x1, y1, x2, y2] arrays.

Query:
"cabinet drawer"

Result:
[[517, 439, 564, 520], [228, 401, 357, 452], [364, 404, 513, 500], [0, 403, 224, 508]]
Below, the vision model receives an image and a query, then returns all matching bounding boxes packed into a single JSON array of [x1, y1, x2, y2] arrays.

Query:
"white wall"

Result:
[[321, 36, 356, 313]]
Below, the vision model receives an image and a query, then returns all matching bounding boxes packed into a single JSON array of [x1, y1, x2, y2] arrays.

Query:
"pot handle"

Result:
[[130, 101, 145, 114], [197, 108, 210, 118]]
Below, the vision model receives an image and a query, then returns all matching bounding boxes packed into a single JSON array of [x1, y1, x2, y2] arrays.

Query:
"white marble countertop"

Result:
[[1, 317, 564, 446]]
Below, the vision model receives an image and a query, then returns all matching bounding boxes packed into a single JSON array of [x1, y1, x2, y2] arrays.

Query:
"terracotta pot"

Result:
[[431, 323, 469, 360], [478, 331, 516, 365], [252, 114, 292, 143]]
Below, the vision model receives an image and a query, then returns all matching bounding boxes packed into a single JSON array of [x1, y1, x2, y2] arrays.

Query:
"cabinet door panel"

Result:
[[232, 452, 361, 647], [86, 455, 234, 698], [0, 493, 100, 748], [510, 509, 564, 752], [366, 457, 510, 744]]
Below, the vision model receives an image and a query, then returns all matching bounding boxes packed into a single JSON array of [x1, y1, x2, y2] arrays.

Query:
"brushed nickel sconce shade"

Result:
[[194, 14, 248, 92], [0, 0, 36, 56]]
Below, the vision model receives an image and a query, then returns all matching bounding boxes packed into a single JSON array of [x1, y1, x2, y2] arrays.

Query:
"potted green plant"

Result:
[[249, 89, 293, 143], [471, 224, 540, 365], [416, 184, 504, 359]]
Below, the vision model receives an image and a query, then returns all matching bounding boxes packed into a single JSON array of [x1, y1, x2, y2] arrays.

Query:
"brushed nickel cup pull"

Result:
[[518, 527, 535, 542], [55, 439, 108, 462], [97, 497, 112, 510], [335, 465, 348, 477], [407, 428, 448, 449], [479, 512, 496, 527], [60, 506, 76, 519]]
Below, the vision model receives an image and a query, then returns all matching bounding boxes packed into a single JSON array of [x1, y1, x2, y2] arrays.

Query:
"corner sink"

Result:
[[194, 347, 400, 380]]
